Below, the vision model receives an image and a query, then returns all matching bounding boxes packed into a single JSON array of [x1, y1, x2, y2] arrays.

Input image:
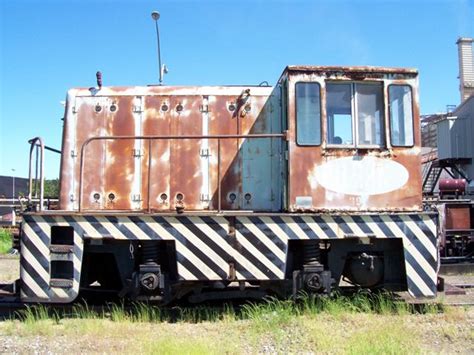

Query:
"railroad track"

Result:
[[440, 263, 474, 275]]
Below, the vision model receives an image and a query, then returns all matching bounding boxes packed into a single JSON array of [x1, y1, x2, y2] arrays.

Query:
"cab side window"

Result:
[[296, 83, 321, 146]]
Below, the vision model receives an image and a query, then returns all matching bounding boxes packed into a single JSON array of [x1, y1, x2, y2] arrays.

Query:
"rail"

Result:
[[78, 133, 287, 212], [26, 138, 61, 212], [27, 137, 45, 211]]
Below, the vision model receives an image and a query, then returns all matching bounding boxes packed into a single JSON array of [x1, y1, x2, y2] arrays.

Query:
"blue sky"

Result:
[[1, 0, 473, 178]]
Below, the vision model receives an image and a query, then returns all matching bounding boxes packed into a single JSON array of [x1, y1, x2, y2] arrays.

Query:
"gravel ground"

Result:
[[0, 310, 472, 354], [0, 256, 19, 283]]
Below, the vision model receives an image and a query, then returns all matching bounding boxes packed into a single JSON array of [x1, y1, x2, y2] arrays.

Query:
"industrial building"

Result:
[[423, 38, 474, 194]]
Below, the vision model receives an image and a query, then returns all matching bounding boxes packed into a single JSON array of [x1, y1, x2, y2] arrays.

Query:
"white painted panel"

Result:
[[313, 156, 409, 196]]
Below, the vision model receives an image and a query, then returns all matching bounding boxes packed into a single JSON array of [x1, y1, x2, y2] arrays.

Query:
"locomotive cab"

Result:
[[282, 66, 421, 212]]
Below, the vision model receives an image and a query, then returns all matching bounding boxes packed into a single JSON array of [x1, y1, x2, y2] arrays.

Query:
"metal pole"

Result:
[[11, 169, 15, 226], [27, 138, 45, 211], [28, 143, 34, 202], [156, 20, 162, 85], [11, 169, 15, 205], [147, 139, 152, 213], [151, 11, 163, 85], [39, 140, 45, 211], [35, 145, 39, 198], [217, 139, 221, 212]]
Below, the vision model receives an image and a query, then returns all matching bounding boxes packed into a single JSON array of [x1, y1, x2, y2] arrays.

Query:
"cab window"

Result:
[[296, 82, 321, 146], [389, 85, 414, 147]]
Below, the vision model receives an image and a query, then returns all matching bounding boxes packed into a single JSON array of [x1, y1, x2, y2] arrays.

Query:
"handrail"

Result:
[[78, 133, 287, 212], [28, 137, 45, 211]]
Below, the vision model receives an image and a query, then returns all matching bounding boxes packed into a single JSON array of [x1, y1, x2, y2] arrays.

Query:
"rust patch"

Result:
[[142, 95, 171, 211], [103, 96, 135, 210], [286, 65, 418, 76], [169, 96, 203, 211], [76, 97, 107, 210], [209, 95, 239, 210]]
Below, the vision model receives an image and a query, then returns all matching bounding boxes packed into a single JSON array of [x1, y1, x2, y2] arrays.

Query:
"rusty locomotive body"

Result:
[[19, 66, 438, 303]]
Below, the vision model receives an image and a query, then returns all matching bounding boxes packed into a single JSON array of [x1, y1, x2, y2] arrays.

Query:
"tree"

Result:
[[29, 179, 60, 198], [43, 179, 59, 198]]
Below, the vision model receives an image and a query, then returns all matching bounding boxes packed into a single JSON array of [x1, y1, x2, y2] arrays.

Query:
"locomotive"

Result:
[[18, 65, 438, 304]]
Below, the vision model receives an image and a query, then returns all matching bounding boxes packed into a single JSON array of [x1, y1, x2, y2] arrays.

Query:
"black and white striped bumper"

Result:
[[20, 213, 438, 302]]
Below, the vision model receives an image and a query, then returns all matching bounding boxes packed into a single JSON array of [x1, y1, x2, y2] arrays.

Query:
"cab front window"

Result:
[[326, 82, 384, 147]]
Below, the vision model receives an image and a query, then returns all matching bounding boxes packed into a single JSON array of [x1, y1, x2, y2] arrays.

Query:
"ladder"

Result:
[[422, 161, 442, 194]]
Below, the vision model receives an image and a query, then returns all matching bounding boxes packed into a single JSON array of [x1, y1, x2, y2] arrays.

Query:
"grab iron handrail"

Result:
[[28, 137, 45, 211], [78, 133, 287, 212]]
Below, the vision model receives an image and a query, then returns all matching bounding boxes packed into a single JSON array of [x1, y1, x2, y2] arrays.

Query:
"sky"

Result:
[[0, 0, 473, 179]]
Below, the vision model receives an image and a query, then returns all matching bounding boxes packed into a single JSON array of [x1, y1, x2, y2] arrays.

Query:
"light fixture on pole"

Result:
[[151, 11, 168, 85]]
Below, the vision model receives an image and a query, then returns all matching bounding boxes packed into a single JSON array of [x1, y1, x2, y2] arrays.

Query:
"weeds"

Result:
[[1, 294, 468, 354], [241, 297, 296, 335], [71, 302, 99, 319], [0, 228, 12, 254], [9, 292, 442, 325], [17, 304, 60, 324]]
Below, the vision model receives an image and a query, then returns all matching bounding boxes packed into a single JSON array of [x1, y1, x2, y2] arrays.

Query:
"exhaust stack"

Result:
[[457, 37, 474, 102]]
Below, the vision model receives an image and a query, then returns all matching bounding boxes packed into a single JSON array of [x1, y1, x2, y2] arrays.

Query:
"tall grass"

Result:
[[11, 292, 443, 325], [4, 294, 454, 354], [0, 228, 12, 254]]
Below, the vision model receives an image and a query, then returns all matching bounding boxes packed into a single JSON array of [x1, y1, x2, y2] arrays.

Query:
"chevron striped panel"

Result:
[[235, 214, 438, 298], [21, 215, 84, 303], [20, 213, 437, 302]]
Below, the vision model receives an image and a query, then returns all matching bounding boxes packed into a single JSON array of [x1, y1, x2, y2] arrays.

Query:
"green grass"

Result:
[[11, 292, 441, 325], [1, 294, 470, 354], [0, 228, 12, 254]]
